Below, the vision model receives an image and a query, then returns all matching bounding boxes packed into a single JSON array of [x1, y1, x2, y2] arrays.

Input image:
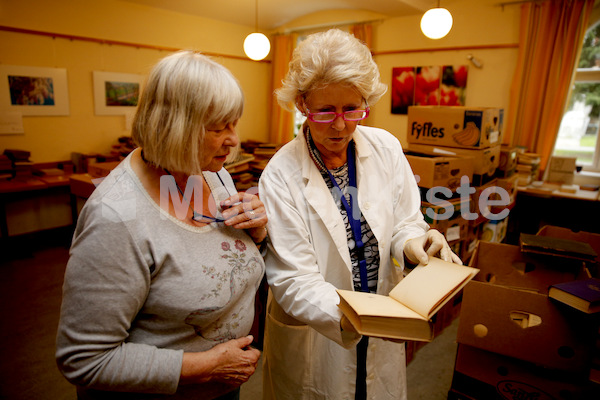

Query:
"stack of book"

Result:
[[249, 143, 282, 175], [236, 141, 283, 189], [515, 151, 541, 186], [240, 140, 264, 155], [0, 154, 13, 180], [546, 156, 576, 185], [224, 152, 255, 190], [109, 136, 137, 159], [3, 149, 33, 178]]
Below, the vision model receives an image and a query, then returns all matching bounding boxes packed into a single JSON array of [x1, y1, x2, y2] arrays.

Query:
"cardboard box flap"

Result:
[[404, 150, 474, 190], [469, 241, 579, 294], [457, 280, 596, 371], [451, 344, 596, 399], [408, 143, 500, 178]]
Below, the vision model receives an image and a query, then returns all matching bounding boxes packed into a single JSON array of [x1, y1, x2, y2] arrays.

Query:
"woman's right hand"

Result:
[[404, 229, 463, 265], [180, 335, 261, 387]]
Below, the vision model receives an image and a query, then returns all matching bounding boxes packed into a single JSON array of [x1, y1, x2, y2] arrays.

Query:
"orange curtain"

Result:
[[269, 33, 297, 144], [350, 23, 373, 49], [504, 0, 594, 174]]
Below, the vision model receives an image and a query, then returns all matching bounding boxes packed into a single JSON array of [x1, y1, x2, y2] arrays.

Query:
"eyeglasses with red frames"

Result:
[[305, 105, 370, 123]]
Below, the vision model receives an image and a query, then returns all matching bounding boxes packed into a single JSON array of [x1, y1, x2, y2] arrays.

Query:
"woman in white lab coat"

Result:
[[258, 29, 462, 400]]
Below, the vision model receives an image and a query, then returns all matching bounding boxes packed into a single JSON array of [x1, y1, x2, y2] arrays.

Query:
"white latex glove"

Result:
[[404, 229, 463, 265]]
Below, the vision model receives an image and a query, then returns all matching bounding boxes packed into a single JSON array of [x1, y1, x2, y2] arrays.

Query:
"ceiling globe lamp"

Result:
[[244, 0, 270, 61], [420, 1, 453, 40], [244, 32, 270, 61]]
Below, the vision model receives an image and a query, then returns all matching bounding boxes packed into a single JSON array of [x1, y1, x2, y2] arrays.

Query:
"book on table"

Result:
[[548, 277, 600, 314], [336, 257, 479, 342]]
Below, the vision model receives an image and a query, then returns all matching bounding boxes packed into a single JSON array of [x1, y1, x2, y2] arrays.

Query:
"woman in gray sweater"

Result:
[[56, 50, 267, 400]]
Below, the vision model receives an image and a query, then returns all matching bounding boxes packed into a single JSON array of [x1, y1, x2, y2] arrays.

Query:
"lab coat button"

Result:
[[363, 202, 371, 210]]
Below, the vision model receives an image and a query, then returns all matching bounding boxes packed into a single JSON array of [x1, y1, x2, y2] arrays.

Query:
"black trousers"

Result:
[[355, 336, 369, 400]]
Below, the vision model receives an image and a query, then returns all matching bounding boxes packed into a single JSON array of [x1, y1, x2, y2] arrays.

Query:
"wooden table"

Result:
[[0, 175, 70, 239], [505, 183, 600, 244]]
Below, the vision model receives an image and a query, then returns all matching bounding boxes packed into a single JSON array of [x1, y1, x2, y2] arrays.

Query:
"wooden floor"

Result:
[[0, 229, 76, 400], [0, 228, 458, 400]]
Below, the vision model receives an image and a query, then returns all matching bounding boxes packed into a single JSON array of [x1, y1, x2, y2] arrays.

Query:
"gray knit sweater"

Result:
[[56, 153, 265, 399]]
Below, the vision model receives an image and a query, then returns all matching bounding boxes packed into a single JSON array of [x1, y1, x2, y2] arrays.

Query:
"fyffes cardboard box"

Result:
[[407, 106, 504, 149], [408, 143, 500, 186], [404, 150, 474, 191]]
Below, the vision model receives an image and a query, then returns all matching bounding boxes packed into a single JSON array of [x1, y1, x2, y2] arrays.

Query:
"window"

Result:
[[553, 21, 600, 171]]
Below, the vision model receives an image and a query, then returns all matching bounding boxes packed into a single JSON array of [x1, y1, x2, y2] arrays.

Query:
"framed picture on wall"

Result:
[[391, 65, 468, 115], [0, 65, 70, 116], [93, 71, 145, 115]]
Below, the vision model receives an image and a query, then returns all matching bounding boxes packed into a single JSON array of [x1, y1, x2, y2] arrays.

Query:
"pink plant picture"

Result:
[[415, 66, 442, 106], [391, 65, 468, 114], [441, 65, 468, 106], [391, 67, 415, 115]]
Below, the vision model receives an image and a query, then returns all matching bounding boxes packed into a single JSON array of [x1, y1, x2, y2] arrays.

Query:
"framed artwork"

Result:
[[415, 66, 442, 106], [391, 67, 415, 115], [391, 65, 468, 114], [93, 71, 144, 115], [0, 65, 70, 116]]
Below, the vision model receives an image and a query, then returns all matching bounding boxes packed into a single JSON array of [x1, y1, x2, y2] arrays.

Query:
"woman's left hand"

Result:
[[221, 192, 268, 244]]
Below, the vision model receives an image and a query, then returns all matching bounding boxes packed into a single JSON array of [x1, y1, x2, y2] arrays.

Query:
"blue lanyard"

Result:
[[323, 141, 369, 293]]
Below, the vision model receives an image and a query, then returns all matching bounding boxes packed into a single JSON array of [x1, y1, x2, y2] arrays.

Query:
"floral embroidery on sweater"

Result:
[[184, 238, 262, 342]]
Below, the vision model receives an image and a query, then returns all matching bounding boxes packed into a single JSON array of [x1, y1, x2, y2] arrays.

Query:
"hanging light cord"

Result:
[[255, 0, 258, 32]]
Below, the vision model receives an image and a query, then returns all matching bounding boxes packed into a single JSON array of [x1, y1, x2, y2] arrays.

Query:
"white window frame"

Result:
[[567, 67, 600, 172]]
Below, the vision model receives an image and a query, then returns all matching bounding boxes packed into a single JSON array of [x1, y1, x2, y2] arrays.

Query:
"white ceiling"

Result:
[[121, 0, 436, 30]]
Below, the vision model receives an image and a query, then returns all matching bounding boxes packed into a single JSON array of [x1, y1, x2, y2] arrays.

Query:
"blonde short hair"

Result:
[[132, 50, 244, 175], [276, 29, 387, 112]]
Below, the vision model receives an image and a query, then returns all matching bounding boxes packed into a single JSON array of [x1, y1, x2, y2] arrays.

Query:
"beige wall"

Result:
[[275, 0, 521, 146], [0, 0, 271, 163], [370, 0, 521, 145], [0, 0, 521, 163]]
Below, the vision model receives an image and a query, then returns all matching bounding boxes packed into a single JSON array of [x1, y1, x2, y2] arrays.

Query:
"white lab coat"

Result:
[[258, 125, 429, 400]]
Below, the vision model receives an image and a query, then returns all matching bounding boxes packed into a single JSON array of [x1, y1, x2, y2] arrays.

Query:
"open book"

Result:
[[337, 258, 479, 341]]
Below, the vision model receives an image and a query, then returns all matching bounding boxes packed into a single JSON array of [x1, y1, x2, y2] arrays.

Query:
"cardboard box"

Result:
[[459, 280, 596, 372], [480, 215, 509, 243], [450, 344, 599, 400], [549, 156, 577, 173], [421, 197, 469, 241], [546, 170, 575, 185], [470, 178, 510, 225], [408, 143, 500, 186], [87, 161, 120, 178], [537, 225, 600, 272], [458, 242, 596, 372], [433, 291, 463, 336], [494, 174, 518, 206], [537, 225, 600, 256], [461, 224, 480, 264], [496, 145, 518, 178], [69, 173, 98, 199], [405, 150, 473, 190], [407, 106, 504, 149]]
